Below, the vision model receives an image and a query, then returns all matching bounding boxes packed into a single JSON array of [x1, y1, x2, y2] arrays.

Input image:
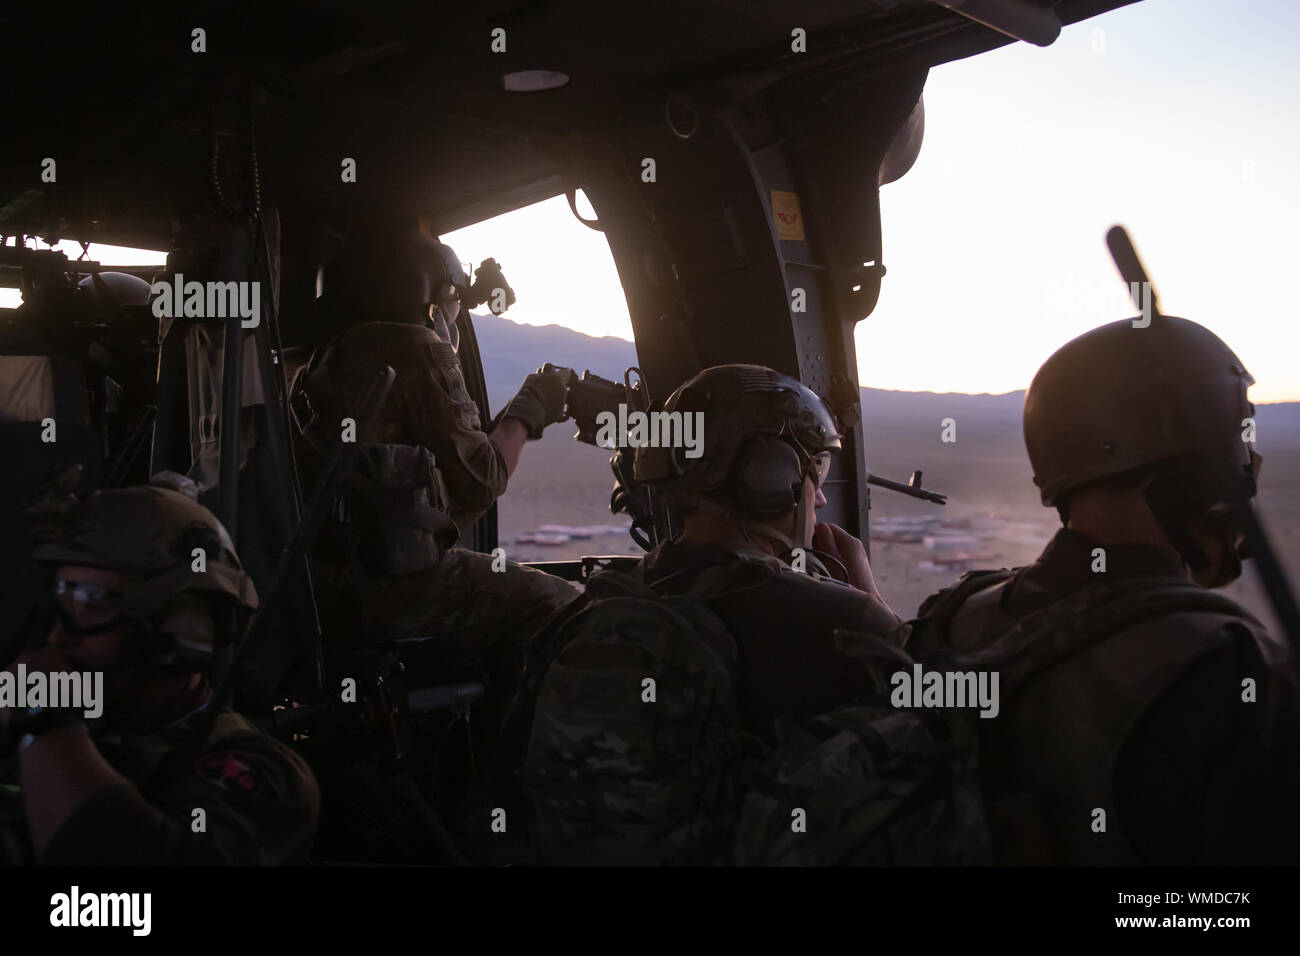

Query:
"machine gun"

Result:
[[540, 363, 659, 548], [539, 361, 947, 551], [543, 362, 946, 503], [540, 363, 650, 446], [865, 468, 947, 505]]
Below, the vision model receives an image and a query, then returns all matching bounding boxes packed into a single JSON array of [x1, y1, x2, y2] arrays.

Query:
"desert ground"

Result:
[[477, 315, 1299, 629], [496, 397, 1300, 634]]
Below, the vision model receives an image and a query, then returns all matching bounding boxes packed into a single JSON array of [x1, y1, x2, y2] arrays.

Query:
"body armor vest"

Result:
[[936, 572, 1261, 864]]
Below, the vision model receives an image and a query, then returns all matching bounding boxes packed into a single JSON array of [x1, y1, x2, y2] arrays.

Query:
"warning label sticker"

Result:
[[771, 190, 805, 241]]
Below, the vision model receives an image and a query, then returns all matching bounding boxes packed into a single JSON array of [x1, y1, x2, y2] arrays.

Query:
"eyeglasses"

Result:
[[807, 451, 833, 489], [54, 579, 126, 632]]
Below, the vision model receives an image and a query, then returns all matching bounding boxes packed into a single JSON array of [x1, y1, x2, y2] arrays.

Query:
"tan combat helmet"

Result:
[[77, 271, 153, 306], [31, 472, 258, 658], [636, 364, 841, 512], [1024, 315, 1260, 577], [1025, 315, 1258, 508], [635, 364, 841, 551]]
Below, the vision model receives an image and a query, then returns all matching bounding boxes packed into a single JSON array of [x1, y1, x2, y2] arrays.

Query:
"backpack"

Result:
[[732, 624, 995, 865], [308, 442, 459, 578], [343, 443, 459, 575], [516, 564, 765, 865], [733, 568, 1258, 866]]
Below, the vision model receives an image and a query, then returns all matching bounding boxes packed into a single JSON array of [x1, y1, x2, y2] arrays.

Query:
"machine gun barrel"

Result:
[[865, 469, 947, 505]]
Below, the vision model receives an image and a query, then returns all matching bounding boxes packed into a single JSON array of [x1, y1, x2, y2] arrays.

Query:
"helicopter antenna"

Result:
[[1106, 225, 1300, 659], [1105, 225, 1160, 318]]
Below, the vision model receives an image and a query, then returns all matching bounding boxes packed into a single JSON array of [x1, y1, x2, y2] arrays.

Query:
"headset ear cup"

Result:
[[730, 437, 804, 520]]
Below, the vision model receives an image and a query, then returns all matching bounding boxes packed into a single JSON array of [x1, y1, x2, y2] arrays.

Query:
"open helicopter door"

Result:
[[556, 65, 930, 550]]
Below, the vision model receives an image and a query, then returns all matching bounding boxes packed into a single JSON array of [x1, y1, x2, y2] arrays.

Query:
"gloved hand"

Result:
[[501, 369, 568, 439]]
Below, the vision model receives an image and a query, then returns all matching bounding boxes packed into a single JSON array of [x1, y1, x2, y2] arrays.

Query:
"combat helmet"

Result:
[[1024, 314, 1259, 576], [315, 228, 467, 347], [31, 471, 258, 661], [636, 364, 841, 540], [77, 271, 153, 306]]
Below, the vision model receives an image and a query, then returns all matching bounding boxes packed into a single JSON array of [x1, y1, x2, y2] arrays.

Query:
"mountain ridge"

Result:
[[473, 312, 1300, 418]]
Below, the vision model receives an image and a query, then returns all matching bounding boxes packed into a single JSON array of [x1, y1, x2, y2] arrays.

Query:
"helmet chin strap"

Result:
[[788, 485, 813, 552]]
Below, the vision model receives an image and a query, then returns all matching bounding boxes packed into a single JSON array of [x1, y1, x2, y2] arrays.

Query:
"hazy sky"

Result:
[[446, 0, 1300, 402], [8, 0, 1297, 400], [866, 0, 1300, 402]]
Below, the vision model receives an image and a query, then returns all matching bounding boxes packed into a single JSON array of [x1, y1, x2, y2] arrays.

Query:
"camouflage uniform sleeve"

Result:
[[41, 714, 320, 866], [398, 336, 509, 528]]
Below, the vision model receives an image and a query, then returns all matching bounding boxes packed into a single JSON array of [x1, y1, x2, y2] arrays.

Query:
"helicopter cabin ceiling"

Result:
[[0, 0, 1137, 249]]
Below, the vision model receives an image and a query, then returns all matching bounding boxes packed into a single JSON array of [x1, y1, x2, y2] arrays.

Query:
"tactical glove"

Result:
[[501, 370, 568, 439]]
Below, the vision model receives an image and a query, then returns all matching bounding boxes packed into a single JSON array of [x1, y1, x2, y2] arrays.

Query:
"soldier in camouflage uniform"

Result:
[[617, 363, 904, 737], [0, 473, 320, 865], [912, 315, 1300, 864], [289, 230, 578, 776], [495, 365, 904, 864]]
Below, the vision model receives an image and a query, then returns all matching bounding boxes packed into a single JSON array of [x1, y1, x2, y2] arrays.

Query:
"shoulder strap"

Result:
[[643, 549, 778, 604], [582, 566, 654, 600], [918, 569, 1016, 621], [289, 336, 336, 437], [949, 575, 1256, 695], [519, 588, 597, 692], [907, 569, 1017, 662], [579, 565, 735, 644], [528, 561, 742, 684], [682, 557, 765, 602]]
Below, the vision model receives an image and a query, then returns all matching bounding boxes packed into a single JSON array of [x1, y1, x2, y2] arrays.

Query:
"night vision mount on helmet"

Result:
[[313, 229, 516, 350]]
